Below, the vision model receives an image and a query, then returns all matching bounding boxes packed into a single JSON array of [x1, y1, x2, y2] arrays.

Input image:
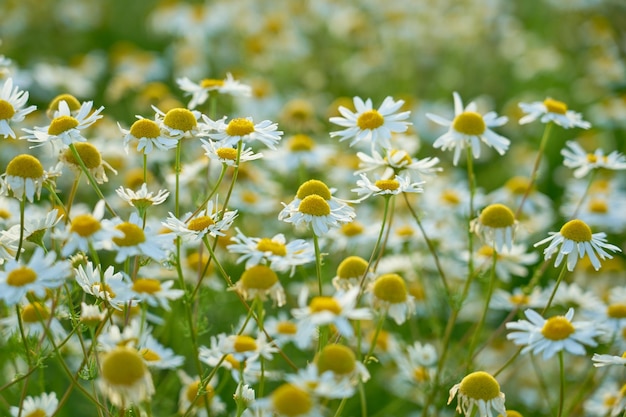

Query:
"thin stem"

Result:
[[541, 263, 568, 315], [313, 233, 323, 296], [557, 351, 565, 417], [68, 143, 117, 216], [364, 312, 386, 364], [15, 198, 25, 261], [570, 170, 597, 219], [185, 164, 228, 223], [65, 174, 81, 217], [175, 140, 182, 218]]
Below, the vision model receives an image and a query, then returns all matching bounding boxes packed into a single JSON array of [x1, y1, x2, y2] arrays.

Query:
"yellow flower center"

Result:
[[459, 371, 501, 401], [188, 216, 215, 232], [503, 410, 524, 417], [337, 256, 368, 279], [256, 238, 287, 256], [452, 111, 486, 135], [395, 225, 414, 237], [341, 222, 364, 236], [240, 265, 278, 290], [288, 134, 315, 151], [7, 266, 37, 287], [6, 154, 44, 179], [587, 153, 598, 164], [48, 94, 81, 113], [543, 98, 568, 115], [216, 147, 238, 161], [603, 395, 618, 408], [233, 335, 257, 352], [509, 293, 529, 305], [298, 195, 331, 216], [48, 115, 79, 135], [225, 354, 241, 370], [559, 219, 592, 242], [132, 278, 162, 294], [413, 366, 429, 382], [225, 118, 255, 136], [317, 344, 356, 375], [478, 245, 496, 257], [276, 321, 297, 335], [309, 296, 342, 314], [70, 214, 101, 237], [373, 273, 408, 303], [241, 191, 258, 204], [130, 118, 161, 139], [0, 208, 11, 219], [541, 316, 575, 340], [387, 149, 413, 166], [374, 179, 400, 191], [271, 384, 312, 417], [186, 380, 214, 407], [113, 222, 146, 246], [0, 99, 15, 120], [409, 282, 425, 301], [441, 189, 461, 205], [21, 302, 50, 323], [588, 198, 608, 213], [200, 78, 224, 89], [505, 176, 531, 195], [479, 203, 515, 228], [607, 303, 626, 319], [24, 409, 47, 417], [101, 346, 147, 386], [186, 252, 211, 272], [163, 108, 197, 132], [296, 179, 332, 200], [357, 109, 384, 130], [139, 348, 161, 362], [63, 142, 102, 169], [92, 282, 116, 299]]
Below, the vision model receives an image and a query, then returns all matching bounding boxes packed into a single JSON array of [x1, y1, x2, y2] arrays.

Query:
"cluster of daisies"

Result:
[[0, 69, 625, 417]]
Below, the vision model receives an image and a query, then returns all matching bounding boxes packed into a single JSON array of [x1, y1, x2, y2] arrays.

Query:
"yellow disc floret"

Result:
[[480, 204, 515, 228], [63, 142, 102, 169], [288, 134, 315, 152], [7, 267, 37, 287], [337, 256, 368, 279], [70, 214, 101, 237], [276, 321, 297, 335], [216, 147, 238, 161], [233, 335, 257, 352], [48, 94, 81, 114], [200, 79, 224, 89], [374, 179, 400, 191], [373, 273, 408, 303], [317, 344, 356, 375], [543, 98, 568, 115], [163, 108, 197, 132], [132, 278, 162, 294], [240, 265, 278, 290], [588, 199, 608, 214], [298, 195, 331, 216], [341, 222, 364, 236], [607, 303, 626, 319], [130, 118, 161, 139], [21, 302, 50, 323], [459, 371, 501, 401], [296, 179, 332, 200], [101, 346, 147, 386], [541, 316, 575, 340], [187, 216, 215, 232], [186, 380, 214, 407], [6, 155, 44, 179], [113, 222, 146, 246], [139, 348, 161, 362], [357, 110, 384, 130], [309, 296, 342, 314], [0, 99, 15, 120], [560, 219, 592, 242], [225, 118, 255, 136], [256, 238, 287, 256], [48, 115, 79, 135], [271, 383, 312, 417], [452, 111, 486, 135], [505, 176, 531, 195]]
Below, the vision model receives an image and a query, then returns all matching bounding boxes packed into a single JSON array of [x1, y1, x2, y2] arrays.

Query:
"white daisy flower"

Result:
[[2, 154, 48, 202], [448, 371, 506, 417], [469, 244, 539, 283], [506, 308, 599, 359], [215, 332, 278, 363], [286, 362, 356, 399], [177, 370, 226, 417], [119, 115, 179, 154], [279, 193, 354, 236], [139, 333, 185, 369], [116, 183, 169, 210], [22, 100, 104, 149], [426, 92, 510, 165], [534, 218, 621, 271], [10, 391, 58, 417], [252, 383, 323, 417], [352, 172, 424, 201], [561, 140, 626, 178], [201, 115, 283, 149], [79, 301, 107, 326], [470, 203, 517, 253], [0, 247, 71, 306], [592, 353, 626, 367], [201, 139, 263, 167], [74, 262, 134, 310], [153, 105, 202, 139], [518, 97, 591, 129], [355, 148, 442, 182], [263, 313, 308, 349], [227, 228, 314, 275], [106, 212, 172, 263], [231, 264, 286, 307], [162, 198, 237, 243], [0, 77, 37, 139], [0, 300, 67, 341], [331, 255, 375, 291], [123, 277, 184, 310], [489, 287, 544, 311], [368, 273, 415, 325], [57, 141, 117, 184], [329, 96, 411, 151], [177, 72, 252, 109]]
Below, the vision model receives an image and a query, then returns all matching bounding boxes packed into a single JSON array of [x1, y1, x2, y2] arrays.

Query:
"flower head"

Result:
[[10, 392, 58, 417], [58, 141, 117, 184], [561, 140, 626, 178], [202, 115, 283, 149], [2, 154, 47, 202], [368, 273, 415, 325], [177, 72, 252, 109], [352, 172, 424, 201], [426, 92, 509, 165], [471, 203, 517, 253], [448, 371, 506, 417], [162, 198, 237, 243], [232, 264, 286, 306], [119, 115, 178, 154], [0, 77, 37, 139], [519, 98, 591, 129], [116, 183, 170, 211]]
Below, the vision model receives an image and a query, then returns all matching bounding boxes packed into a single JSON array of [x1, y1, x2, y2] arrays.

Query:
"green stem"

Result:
[[175, 140, 182, 218], [570, 170, 597, 219], [364, 312, 386, 364], [68, 143, 117, 216], [313, 233, 323, 296], [185, 164, 227, 223], [541, 263, 568, 315], [557, 351, 565, 417], [15, 198, 25, 261]]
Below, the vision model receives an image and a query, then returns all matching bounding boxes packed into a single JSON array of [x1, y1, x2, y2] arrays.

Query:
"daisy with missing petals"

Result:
[[154, 106, 202, 139], [2, 154, 48, 202], [506, 308, 599, 359], [227, 228, 314, 275], [201, 139, 263, 167], [534, 219, 621, 271], [518, 97, 591, 129], [352, 172, 424, 202], [279, 179, 355, 225], [592, 352, 626, 367], [177, 72, 252, 109], [116, 183, 170, 211], [0, 247, 71, 306], [561, 140, 626, 178], [355, 149, 442, 182], [119, 116, 179, 154], [332, 255, 374, 291], [57, 141, 117, 184], [329, 96, 411, 151], [106, 212, 172, 263], [231, 264, 286, 306], [368, 273, 415, 325], [162, 198, 237, 243], [448, 371, 506, 417], [10, 392, 58, 417], [22, 99, 104, 149], [470, 203, 517, 253], [252, 382, 323, 417], [0, 77, 37, 139], [201, 115, 283, 149], [426, 92, 510, 165]]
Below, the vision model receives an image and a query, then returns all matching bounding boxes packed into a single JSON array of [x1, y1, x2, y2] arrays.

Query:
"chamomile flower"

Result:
[[355, 148, 442, 182], [231, 264, 286, 306], [426, 92, 510, 165], [506, 308, 599, 359], [227, 228, 314, 275], [561, 140, 626, 178], [332, 255, 374, 291], [329, 96, 411, 151], [107, 212, 172, 263], [0, 300, 66, 340], [534, 219, 621, 271], [448, 371, 506, 417], [471, 203, 517, 253], [470, 244, 538, 282], [116, 183, 169, 211], [177, 371, 225, 417], [368, 273, 415, 325], [0, 77, 36, 139], [352, 172, 424, 201], [139, 333, 185, 369], [10, 392, 58, 417], [216, 332, 278, 363], [201, 139, 263, 167], [162, 199, 237, 243], [592, 353, 626, 367], [2, 154, 47, 202], [253, 383, 323, 417], [201, 115, 283, 150], [316, 343, 370, 383], [154, 105, 202, 138], [80, 302, 106, 326], [489, 287, 544, 311], [119, 115, 178, 153], [0, 247, 71, 306], [518, 97, 591, 129], [125, 277, 184, 310], [74, 262, 133, 309], [263, 313, 307, 348], [57, 141, 117, 184], [177, 72, 252, 109], [286, 363, 356, 400], [23, 99, 104, 149]]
